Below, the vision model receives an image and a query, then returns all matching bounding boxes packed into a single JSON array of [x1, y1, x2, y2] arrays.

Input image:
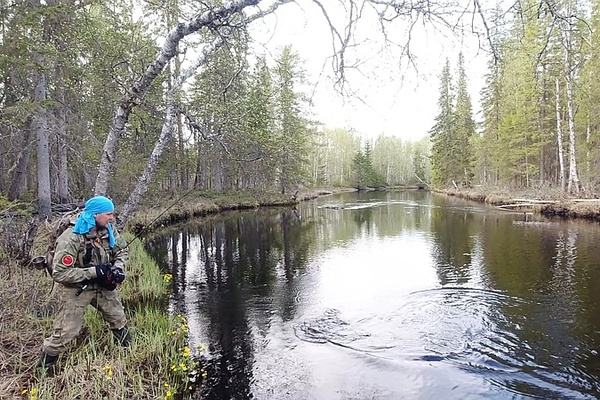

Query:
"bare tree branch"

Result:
[[117, 0, 292, 224], [473, 0, 498, 63], [94, 0, 264, 196]]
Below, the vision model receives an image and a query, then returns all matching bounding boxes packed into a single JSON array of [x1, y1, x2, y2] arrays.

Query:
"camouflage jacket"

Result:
[[51, 223, 128, 285]]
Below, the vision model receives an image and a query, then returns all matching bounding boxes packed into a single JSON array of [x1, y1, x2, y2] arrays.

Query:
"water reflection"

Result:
[[145, 191, 600, 399]]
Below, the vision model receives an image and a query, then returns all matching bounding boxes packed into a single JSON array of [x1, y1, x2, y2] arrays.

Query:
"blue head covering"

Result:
[[73, 196, 116, 248]]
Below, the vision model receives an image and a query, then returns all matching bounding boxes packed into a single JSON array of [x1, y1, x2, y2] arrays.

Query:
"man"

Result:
[[38, 195, 130, 374]]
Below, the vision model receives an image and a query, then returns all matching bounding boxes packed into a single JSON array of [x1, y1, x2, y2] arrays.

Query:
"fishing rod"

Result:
[[120, 185, 200, 250]]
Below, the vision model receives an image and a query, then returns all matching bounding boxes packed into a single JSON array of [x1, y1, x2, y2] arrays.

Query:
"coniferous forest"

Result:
[[0, 0, 596, 223], [5, 2, 600, 399], [431, 1, 600, 195]]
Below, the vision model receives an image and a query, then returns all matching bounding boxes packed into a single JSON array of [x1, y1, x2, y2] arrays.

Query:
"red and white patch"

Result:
[[61, 254, 74, 266]]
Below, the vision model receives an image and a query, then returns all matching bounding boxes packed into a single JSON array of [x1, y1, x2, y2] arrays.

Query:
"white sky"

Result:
[[249, 1, 490, 142]]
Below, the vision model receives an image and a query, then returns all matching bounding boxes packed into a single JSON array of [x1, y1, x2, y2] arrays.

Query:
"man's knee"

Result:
[[43, 325, 81, 355], [98, 292, 127, 329]]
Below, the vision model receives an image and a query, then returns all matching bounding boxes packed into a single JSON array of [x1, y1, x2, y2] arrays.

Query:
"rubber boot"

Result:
[[111, 326, 131, 347], [37, 352, 58, 377]]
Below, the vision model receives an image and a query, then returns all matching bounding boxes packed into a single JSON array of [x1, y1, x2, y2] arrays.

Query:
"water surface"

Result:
[[146, 191, 600, 399]]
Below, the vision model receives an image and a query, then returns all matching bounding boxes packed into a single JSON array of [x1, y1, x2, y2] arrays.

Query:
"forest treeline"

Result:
[[0, 0, 430, 219], [431, 0, 600, 195], [1, 0, 595, 224]]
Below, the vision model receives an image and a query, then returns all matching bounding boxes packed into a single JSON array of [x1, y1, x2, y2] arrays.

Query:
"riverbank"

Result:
[[439, 187, 600, 222], [0, 187, 351, 400], [125, 187, 353, 232]]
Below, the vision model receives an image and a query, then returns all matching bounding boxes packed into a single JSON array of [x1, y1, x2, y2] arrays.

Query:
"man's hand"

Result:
[[95, 263, 117, 290], [112, 267, 125, 284]]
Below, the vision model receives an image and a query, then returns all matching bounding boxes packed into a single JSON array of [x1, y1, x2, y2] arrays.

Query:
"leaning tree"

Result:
[[90, 0, 556, 225]]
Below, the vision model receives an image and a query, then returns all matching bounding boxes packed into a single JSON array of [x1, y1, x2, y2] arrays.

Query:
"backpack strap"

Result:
[[79, 235, 94, 267]]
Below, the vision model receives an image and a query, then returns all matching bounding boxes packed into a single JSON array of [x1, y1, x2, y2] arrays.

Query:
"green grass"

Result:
[[0, 233, 204, 400]]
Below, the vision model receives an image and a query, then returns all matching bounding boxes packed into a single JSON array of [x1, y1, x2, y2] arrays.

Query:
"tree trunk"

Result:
[[555, 78, 566, 191], [54, 83, 72, 203], [213, 155, 223, 192], [585, 123, 590, 178], [7, 130, 34, 201], [177, 108, 188, 190], [56, 132, 71, 203], [33, 50, 52, 220], [564, 29, 580, 195], [93, 0, 263, 196], [194, 136, 204, 188]]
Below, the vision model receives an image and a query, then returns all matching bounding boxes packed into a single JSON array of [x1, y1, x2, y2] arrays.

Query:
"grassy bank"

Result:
[[125, 188, 347, 232], [0, 235, 204, 400], [438, 186, 600, 221]]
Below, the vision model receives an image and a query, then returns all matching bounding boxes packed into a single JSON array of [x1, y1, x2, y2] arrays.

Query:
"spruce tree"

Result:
[[429, 59, 455, 187]]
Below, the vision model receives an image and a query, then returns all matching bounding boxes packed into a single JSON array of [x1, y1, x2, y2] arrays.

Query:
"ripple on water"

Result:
[[293, 308, 371, 346], [291, 287, 599, 399], [400, 287, 599, 398]]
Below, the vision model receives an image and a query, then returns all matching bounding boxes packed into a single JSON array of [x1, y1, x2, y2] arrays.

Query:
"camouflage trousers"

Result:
[[43, 285, 127, 356]]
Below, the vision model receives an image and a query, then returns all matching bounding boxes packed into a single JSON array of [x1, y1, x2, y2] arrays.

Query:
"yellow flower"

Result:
[[102, 365, 113, 379], [164, 383, 170, 388], [170, 364, 178, 372], [182, 346, 191, 357], [163, 274, 172, 282], [179, 362, 188, 371], [22, 390, 28, 395], [202, 370, 208, 379]]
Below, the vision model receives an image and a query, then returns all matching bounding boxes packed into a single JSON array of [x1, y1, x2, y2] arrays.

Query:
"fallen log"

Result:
[[570, 199, 600, 203], [497, 203, 538, 209], [511, 198, 557, 204]]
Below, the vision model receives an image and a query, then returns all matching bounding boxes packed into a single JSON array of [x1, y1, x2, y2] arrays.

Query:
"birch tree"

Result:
[[561, 11, 581, 194], [93, 0, 277, 196], [92, 0, 504, 197], [555, 78, 566, 191]]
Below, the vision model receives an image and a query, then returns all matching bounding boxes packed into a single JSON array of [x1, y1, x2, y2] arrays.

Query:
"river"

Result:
[[145, 190, 600, 399]]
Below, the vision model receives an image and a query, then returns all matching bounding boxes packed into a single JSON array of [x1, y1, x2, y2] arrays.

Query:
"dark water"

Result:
[[145, 191, 600, 399]]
